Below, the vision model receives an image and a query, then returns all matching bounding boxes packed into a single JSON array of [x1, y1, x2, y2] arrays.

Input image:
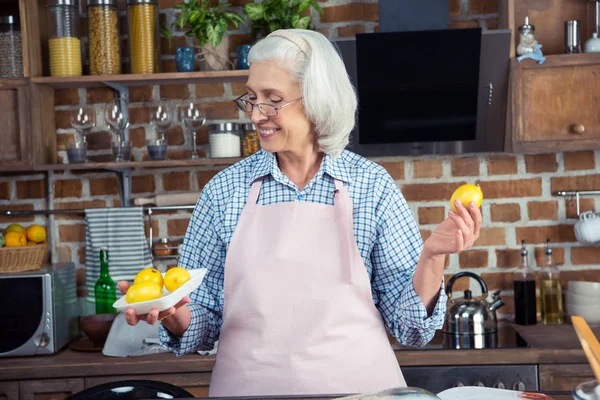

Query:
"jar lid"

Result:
[[209, 123, 241, 133], [88, 0, 118, 5], [0, 16, 18, 25], [158, 237, 170, 244], [127, 0, 158, 4], [48, 0, 79, 6], [242, 123, 255, 132]]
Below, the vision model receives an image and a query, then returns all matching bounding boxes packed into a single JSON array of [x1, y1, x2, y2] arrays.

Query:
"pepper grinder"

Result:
[[517, 16, 537, 56]]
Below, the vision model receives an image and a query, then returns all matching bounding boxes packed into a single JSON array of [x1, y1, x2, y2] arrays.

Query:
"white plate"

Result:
[[113, 269, 207, 315]]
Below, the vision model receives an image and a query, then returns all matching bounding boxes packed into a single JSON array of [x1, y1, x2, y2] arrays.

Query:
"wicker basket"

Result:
[[0, 245, 48, 273]]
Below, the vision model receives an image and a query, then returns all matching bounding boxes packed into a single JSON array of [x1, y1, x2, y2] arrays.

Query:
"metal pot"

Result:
[[442, 271, 505, 349]]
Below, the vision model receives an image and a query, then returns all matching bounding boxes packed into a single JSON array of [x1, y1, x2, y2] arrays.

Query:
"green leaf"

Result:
[[310, 0, 324, 15], [298, 0, 311, 14], [189, 10, 201, 23], [269, 21, 280, 32], [296, 15, 310, 29], [176, 13, 187, 29], [244, 3, 265, 21], [291, 14, 300, 28], [207, 23, 221, 48]]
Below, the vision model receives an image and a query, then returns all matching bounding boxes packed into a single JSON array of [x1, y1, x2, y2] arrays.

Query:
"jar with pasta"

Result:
[[127, 0, 159, 74], [47, 0, 82, 77], [88, 0, 121, 75], [241, 122, 261, 157]]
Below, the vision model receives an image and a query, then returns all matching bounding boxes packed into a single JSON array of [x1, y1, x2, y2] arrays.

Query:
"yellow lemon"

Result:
[[125, 282, 163, 304], [163, 267, 191, 293], [134, 268, 164, 288], [450, 184, 483, 213], [5, 224, 25, 234], [5, 231, 27, 247], [26, 225, 47, 243]]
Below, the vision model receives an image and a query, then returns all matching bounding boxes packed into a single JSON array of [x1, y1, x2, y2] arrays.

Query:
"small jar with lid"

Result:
[[47, 0, 82, 76], [241, 122, 261, 157], [209, 123, 242, 158], [154, 238, 173, 257], [516, 16, 537, 56], [87, 0, 121, 75], [0, 16, 23, 77], [127, 0, 159, 74]]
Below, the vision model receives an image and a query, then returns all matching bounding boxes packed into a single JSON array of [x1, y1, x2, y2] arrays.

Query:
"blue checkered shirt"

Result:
[[159, 149, 447, 355]]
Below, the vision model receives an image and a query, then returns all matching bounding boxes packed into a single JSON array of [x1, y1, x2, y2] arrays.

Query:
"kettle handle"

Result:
[[445, 271, 488, 298]]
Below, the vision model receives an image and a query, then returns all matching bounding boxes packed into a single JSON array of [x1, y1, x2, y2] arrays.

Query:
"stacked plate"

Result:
[[567, 281, 600, 325]]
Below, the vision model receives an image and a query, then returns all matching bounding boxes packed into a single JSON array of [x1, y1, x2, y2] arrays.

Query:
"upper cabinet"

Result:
[[509, 54, 600, 153]]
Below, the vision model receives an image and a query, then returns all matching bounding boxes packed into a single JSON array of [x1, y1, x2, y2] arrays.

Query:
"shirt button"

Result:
[[297, 194, 303, 200]]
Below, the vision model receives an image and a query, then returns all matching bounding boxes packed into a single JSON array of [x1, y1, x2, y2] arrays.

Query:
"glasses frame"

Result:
[[234, 93, 302, 117]]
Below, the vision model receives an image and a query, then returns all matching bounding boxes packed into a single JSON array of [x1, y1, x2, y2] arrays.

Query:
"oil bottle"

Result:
[[540, 239, 564, 324], [513, 240, 537, 325]]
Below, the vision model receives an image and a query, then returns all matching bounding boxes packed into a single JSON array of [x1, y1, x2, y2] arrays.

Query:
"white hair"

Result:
[[247, 29, 358, 158]]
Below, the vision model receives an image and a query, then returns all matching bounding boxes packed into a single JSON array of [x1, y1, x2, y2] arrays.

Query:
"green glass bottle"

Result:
[[95, 248, 117, 314]]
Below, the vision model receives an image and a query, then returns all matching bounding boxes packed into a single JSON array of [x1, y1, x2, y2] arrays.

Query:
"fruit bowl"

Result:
[[79, 313, 117, 347], [113, 268, 207, 315]]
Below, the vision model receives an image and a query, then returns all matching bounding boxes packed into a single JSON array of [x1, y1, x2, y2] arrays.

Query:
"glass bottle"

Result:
[[513, 240, 537, 325], [47, 0, 82, 77], [0, 16, 23, 77], [88, 0, 121, 75], [540, 239, 564, 324], [95, 248, 117, 314], [517, 16, 537, 56], [127, 0, 159, 74]]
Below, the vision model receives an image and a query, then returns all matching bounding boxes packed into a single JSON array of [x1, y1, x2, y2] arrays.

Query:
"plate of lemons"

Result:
[[113, 267, 207, 315]]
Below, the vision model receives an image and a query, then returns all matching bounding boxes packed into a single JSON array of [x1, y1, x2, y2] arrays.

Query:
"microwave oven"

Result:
[[0, 263, 79, 357]]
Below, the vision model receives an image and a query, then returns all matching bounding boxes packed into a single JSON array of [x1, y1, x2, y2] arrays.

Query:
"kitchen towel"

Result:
[[85, 207, 153, 303], [103, 313, 169, 357]]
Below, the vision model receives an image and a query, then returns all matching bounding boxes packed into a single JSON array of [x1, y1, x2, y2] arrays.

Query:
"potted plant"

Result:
[[162, 0, 244, 71], [244, 0, 324, 40]]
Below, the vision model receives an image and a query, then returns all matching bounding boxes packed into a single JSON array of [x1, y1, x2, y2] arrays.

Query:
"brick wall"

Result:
[[3, 0, 600, 321]]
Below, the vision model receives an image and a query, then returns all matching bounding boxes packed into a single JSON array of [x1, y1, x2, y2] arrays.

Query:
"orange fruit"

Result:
[[5, 231, 27, 247], [450, 184, 483, 213], [5, 224, 25, 234], [134, 268, 164, 288], [126, 282, 163, 304], [163, 267, 191, 293], [26, 225, 47, 243]]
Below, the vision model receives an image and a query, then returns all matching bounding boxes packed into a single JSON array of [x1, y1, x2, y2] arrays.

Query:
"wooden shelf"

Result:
[[30, 70, 250, 88]]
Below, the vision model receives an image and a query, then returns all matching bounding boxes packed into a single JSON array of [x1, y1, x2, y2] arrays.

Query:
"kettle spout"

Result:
[[489, 290, 505, 311]]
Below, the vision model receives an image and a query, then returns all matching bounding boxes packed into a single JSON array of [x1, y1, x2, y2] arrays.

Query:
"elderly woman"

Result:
[[121, 29, 481, 396]]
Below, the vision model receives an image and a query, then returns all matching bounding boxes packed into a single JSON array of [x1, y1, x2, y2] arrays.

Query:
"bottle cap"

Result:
[[520, 240, 528, 256], [545, 239, 552, 256]]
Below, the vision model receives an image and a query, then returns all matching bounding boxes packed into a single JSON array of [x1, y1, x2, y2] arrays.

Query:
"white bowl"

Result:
[[566, 302, 600, 325], [567, 290, 600, 306], [568, 281, 600, 298]]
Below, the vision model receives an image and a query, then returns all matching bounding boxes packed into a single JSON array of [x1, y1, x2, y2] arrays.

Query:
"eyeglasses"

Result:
[[234, 93, 302, 117]]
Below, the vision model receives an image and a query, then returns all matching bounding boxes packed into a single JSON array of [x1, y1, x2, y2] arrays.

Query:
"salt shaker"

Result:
[[517, 16, 537, 56]]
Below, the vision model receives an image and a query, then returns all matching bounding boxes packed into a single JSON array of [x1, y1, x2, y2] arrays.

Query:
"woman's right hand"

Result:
[[117, 281, 192, 331]]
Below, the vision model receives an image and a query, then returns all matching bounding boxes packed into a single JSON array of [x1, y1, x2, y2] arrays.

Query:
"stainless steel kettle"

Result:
[[441, 272, 505, 349]]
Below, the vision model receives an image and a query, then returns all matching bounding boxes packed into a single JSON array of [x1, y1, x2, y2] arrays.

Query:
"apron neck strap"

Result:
[[248, 177, 263, 207]]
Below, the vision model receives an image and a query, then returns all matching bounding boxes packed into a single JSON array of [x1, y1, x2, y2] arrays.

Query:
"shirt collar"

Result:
[[249, 150, 352, 185]]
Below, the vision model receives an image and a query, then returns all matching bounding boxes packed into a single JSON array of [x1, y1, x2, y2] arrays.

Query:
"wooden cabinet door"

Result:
[[0, 79, 31, 169], [19, 378, 84, 400], [0, 381, 18, 400], [539, 363, 595, 391], [511, 54, 600, 152], [85, 372, 212, 398]]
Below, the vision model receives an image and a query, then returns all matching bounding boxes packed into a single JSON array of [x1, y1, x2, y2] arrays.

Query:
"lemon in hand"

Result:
[[134, 268, 164, 288], [126, 282, 163, 304], [450, 184, 483, 213], [164, 267, 191, 293]]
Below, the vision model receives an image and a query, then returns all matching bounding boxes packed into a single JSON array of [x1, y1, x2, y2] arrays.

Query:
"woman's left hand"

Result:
[[423, 199, 482, 257]]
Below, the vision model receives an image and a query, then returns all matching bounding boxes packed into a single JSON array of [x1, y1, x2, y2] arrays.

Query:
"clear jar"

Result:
[[47, 0, 82, 76], [154, 238, 173, 257], [88, 0, 121, 75], [241, 122, 260, 157], [0, 16, 23, 77], [209, 123, 242, 158], [127, 0, 159, 74]]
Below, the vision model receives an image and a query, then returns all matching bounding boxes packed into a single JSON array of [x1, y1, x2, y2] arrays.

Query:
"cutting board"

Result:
[[512, 322, 600, 349]]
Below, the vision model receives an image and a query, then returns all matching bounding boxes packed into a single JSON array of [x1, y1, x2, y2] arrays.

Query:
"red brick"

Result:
[[412, 159, 444, 179], [158, 0, 182, 8], [54, 88, 80, 106], [420, 229, 432, 241], [167, 218, 190, 237], [231, 82, 247, 96], [515, 225, 576, 244], [195, 83, 225, 98], [525, 154, 558, 173], [379, 162, 405, 180], [0, 204, 34, 223], [54, 200, 106, 220], [227, 34, 253, 54], [56, 244, 72, 263], [55, 110, 72, 130], [129, 127, 146, 148], [197, 171, 218, 189], [451, 157, 479, 176], [445, 273, 469, 292], [160, 35, 187, 55], [16, 180, 46, 199], [145, 219, 159, 239], [528, 201, 558, 221], [321, 3, 379, 22], [496, 249, 522, 268], [469, 0, 497, 14], [128, 107, 150, 124], [566, 198, 595, 219], [0, 182, 10, 200], [338, 24, 366, 37], [87, 131, 112, 151], [90, 177, 119, 196], [418, 206, 446, 225], [458, 250, 488, 268], [160, 84, 189, 100], [476, 178, 542, 198], [449, 0, 462, 17], [481, 272, 513, 291], [571, 247, 600, 265], [132, 175, 156, 194], [560, 270, 600, 287], [534, 247, 565, 266], [205, 101, 239, 120], [474, 227, 506, 246], [552, 175, 600, 192], [86, 87, 114, 104], [487, 156, 518, 176], [57, 133, 77, 151], [449, 20, 479, 29], [162, 171, 191, 191], [161, 59, 177, 73], [490, 203, 520, 222], [59, 224, 86, 243], [402, 182, 464, 202], [564, 151, 595, 171], [166, 126, 186, 146], [76, 267, 86, 287], [129, 86, 153, 103], [54, 180, 83, 198]]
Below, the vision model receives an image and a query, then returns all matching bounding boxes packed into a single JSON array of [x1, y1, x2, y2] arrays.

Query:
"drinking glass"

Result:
[[150, 103, 173, 142], [70, 108, 96, 144], [180, 102, 206, 160], [104, 103, 130, 162]]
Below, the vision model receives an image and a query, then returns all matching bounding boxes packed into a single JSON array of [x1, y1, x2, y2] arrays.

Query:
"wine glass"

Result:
[[150, 103, 173, 143], [104, 103, 130, 162], [180, 102, 206, 160], [70, 108, 96, 144]]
